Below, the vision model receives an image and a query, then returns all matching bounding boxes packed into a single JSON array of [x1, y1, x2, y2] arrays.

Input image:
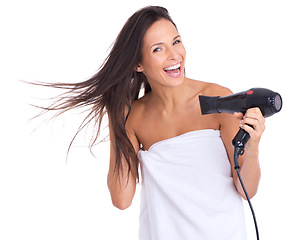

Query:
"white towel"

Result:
[[138, 129, 247, 240]]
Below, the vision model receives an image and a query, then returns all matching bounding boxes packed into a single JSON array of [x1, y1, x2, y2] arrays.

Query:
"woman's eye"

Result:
[[153, 47, 161, 52], [173, 40, 181, 45]]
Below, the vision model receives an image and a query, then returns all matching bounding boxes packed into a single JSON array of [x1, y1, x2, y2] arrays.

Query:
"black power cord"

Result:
[[234, 146, 259, 240]]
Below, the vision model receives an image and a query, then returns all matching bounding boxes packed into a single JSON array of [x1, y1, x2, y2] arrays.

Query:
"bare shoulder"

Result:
[[187, 78, 233, 97], [129, 94, 149, 116], [125, 94, 149, 133]]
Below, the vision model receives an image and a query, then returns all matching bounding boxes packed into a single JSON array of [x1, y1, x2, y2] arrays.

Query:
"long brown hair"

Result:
[[31, 6, 177, 182]]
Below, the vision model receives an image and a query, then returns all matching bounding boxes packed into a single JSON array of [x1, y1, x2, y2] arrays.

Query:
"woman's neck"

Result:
[[148, 78, 192, 112]]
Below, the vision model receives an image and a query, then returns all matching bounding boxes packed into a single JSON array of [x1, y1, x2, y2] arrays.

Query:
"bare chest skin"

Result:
[[134, 93, 220, 151]]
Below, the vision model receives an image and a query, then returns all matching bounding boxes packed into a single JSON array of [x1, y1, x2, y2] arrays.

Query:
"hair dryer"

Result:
[[199, 88, 282, 161], [199, 88, 282, 117], [199, 87, 282, 240]]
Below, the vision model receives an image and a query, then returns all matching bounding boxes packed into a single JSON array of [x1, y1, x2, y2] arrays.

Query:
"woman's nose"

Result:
[[167, 47, 178, 60]]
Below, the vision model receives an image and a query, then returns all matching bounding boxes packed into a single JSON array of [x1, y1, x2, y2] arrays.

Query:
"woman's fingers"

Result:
[[239, 107, 265, 146]]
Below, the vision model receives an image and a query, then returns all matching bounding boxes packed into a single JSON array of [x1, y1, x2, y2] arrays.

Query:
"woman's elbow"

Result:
[[111, 197, 133, 210], [107, 171, 136, 210], [107, 181, 135, 210], [240, 188, 258, 201]]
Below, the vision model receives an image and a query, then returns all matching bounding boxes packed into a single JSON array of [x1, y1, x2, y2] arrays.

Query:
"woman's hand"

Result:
[[233, 107, 265, 151]]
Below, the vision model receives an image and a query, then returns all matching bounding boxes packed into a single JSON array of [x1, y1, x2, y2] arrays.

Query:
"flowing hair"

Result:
[[31, 6, 177, 182]]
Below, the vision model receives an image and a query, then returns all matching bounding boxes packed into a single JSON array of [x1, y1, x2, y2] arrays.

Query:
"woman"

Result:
[[38, 6, 264, 239]]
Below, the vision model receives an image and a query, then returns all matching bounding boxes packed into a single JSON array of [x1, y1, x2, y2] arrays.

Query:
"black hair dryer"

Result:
[[199, 88, 282, 153]]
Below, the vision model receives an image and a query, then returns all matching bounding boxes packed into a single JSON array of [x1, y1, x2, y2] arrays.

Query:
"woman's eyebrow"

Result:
[[150, 35, 181, 49]]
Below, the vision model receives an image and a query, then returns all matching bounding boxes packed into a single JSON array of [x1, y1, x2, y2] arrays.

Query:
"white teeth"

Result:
[[164, 62, 181, 71]]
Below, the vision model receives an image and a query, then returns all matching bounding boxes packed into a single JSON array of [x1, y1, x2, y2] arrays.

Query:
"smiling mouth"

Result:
[[163, 62, 182, 78]]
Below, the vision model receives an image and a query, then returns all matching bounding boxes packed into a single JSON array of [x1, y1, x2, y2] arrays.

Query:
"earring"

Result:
[[136, 64, 143, 72]]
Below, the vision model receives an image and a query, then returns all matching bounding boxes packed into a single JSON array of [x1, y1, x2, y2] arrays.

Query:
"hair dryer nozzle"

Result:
[[198, 95, 220, 115]]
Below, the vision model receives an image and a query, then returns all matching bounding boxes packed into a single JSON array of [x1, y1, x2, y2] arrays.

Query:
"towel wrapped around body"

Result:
[[138, 129, 247, 240]]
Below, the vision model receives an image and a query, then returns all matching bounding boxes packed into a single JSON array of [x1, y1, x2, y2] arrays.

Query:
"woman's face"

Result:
[[137, 19, 186, 89]]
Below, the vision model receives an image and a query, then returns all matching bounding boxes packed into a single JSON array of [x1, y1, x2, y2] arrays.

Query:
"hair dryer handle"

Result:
[[232, 127, 250, 149]]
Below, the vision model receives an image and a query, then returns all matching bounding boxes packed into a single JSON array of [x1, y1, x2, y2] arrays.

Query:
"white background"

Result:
[[1, 0, 300, 239]]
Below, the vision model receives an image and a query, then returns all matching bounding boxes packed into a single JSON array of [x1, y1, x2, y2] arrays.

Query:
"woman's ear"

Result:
[[135, 64, 144, 72]]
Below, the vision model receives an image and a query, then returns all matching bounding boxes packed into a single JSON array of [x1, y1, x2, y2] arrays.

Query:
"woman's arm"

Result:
[[220, 108, 264, 199], [234, 108, 265, 199], [107, 120, 140, 210], [218, 89, 265, 200]]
